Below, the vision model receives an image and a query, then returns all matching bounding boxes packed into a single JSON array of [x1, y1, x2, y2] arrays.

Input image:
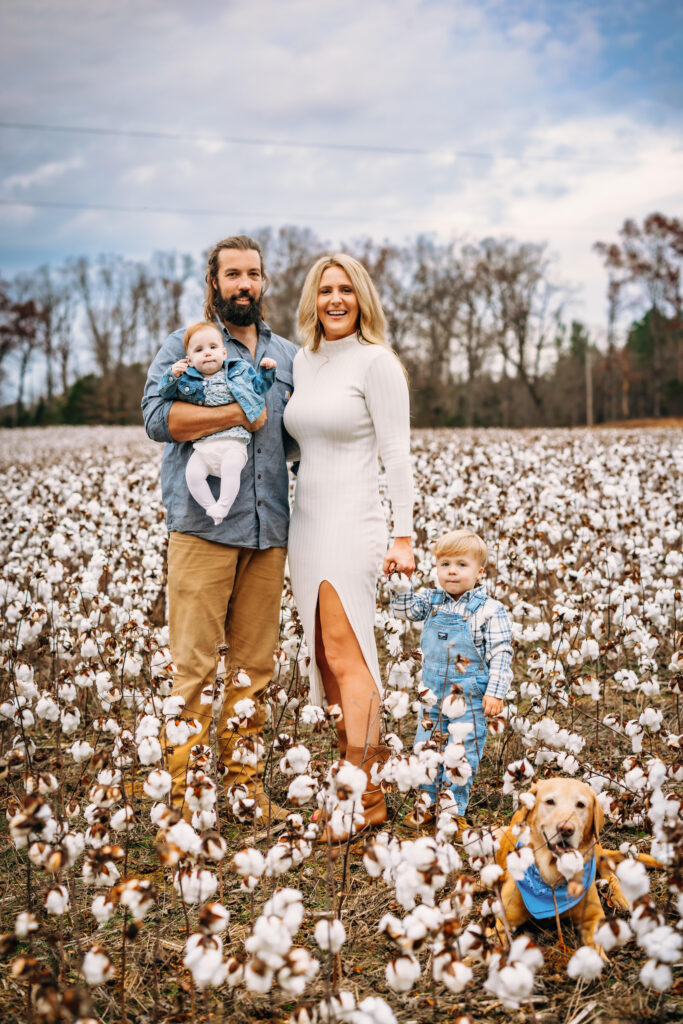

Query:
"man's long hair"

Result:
[[203, 235, 269, 322]]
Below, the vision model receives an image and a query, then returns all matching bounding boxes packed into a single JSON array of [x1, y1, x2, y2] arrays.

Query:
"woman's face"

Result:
[[316, 266, 360, 340]]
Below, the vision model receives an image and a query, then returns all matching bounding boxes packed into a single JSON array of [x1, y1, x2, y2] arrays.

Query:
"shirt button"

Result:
[[257, 500, 262, 507], [257, 448, 262, 454], [257, 473, 262, 480]]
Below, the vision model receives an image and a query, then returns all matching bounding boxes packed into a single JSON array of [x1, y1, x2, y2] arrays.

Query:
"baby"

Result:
[[158, 321, 276, 525]]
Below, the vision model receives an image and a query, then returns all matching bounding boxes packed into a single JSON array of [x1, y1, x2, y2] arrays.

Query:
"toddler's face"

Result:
[[187, 327, 226, 375], [436, 552, 484, 597]]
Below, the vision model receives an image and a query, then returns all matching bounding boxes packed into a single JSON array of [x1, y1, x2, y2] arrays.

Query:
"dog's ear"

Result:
[[591, 790, 604, 840]]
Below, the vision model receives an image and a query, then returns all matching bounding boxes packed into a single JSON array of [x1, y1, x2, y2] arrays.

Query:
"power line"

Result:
[[0, 118, 660, 167], [0, 195, 629, 234]]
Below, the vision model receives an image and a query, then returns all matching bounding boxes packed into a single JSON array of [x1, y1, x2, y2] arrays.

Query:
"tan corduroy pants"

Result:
[[164, 532, 286, 807]]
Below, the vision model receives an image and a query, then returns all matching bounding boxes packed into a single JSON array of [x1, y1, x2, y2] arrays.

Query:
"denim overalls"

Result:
[[414, 589, 489, 813]]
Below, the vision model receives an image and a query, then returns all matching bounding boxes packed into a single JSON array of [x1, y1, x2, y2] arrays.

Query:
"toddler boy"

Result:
[[390, 528, 513, 829]]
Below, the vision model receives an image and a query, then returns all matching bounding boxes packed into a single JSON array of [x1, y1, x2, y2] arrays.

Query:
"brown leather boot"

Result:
[[316, 743, 388, 844]]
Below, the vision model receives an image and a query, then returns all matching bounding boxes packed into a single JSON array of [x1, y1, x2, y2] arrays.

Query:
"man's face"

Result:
[[213, 248, 264, 327]]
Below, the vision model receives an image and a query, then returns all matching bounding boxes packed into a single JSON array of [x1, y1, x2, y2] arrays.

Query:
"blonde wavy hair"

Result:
[[297, 253, 388, 352]]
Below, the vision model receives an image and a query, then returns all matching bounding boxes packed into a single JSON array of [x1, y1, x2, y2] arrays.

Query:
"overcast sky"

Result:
[[2, 0, 682, 335]]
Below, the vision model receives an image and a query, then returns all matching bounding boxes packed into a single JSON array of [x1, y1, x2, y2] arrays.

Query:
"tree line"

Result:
[[1, 214, 681, 429]]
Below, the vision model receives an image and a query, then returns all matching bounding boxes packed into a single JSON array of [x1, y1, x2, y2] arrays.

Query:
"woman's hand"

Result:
[[383, 536, 415, 577]]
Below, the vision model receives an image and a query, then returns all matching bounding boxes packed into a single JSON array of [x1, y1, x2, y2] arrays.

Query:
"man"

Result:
[[142, 235, 297, 826]]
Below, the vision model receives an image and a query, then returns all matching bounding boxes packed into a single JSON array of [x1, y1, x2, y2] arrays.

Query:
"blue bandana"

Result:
[[515, 846, 596, 920]]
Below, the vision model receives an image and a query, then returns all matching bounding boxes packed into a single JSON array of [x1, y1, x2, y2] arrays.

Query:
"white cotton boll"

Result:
[[279, 744, 311, 776], [70, 740, 94, 763], [246, 915, 293, 968], [91, 895, 116, 924], [566, 946, 604, 981], [233, 847, 266, 879], [616, 859, 649, 904], [263, 889, 304, 936], [137, 736, 162, 765], [385, 954, 421, 992], [299, 704, 326, 726], [594, 919, 632, 952], [233, 670, 252, 689], [314, 918, 346, 952], [110, 806, 135, 831], [166, 821, 201, 856], [143, 769, 171, 799], [640, 925, 682, 964], [640, 959, 672, 991], [173, 869, 218, 905], [287, 774, 318, 806], [507, 937, 544, 971], [244, 958, 274, 993], [60, 707, 81, 736], [234, 697, 256, 720], [556, 850, 584, 882], [82, 946, 115, 985], [442, 694, 467, 719], [505, 845, 535, 882], [384, 690, 410, 719], [165, 719, 191, 747], [433, 953, 473, 993], [354, 995, 398, 1023], [480, 863, 504, 888], [162, 695, 185, 717], [35, 696, 59, 721], [45, 885, 70, 915], [486, 960, 535, 1008], [387, 661, 413, 690], [14, 911, 39, 938]]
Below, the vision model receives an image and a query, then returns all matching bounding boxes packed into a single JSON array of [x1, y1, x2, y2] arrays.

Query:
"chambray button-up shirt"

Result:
[[142, 320, 297, 549]]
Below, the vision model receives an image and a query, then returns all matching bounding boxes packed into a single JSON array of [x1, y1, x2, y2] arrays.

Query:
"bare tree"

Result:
[[70, 254, 147, 420], [479, 238, 563, 421], [138, 251, 196, 360]]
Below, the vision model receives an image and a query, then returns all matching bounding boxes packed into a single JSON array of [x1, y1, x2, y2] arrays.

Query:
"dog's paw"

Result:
[[606, 875, 631, 912]]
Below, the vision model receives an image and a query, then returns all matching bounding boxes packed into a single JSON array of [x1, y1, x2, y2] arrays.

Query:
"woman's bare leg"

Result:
[[315, 581, 380, 748]]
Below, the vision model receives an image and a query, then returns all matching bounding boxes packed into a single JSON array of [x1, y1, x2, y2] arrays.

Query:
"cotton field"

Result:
[[0, 425, 681, 1024]]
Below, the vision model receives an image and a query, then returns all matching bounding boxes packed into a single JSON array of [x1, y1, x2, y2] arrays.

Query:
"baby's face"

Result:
[[187, 327, 226, 375]]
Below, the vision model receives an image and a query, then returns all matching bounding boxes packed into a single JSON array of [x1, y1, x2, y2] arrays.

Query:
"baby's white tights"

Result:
[[185, 444, 249, 525]]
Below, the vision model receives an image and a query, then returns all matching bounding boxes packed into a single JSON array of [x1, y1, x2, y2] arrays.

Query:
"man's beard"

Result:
[[214, 290, 263, 327]]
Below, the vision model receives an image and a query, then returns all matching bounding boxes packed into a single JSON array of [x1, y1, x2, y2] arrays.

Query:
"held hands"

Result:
[[383, 536, 415, 577], [171, 358, 190, 378], [482, 695, 504, 717], [260, 357, 277, 370]]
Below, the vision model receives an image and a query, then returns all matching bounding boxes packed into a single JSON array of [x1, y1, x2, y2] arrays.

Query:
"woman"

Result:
[[283, 254, 415, 839]]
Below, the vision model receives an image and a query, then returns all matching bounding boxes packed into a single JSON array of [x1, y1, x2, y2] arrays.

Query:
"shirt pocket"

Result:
[[269, 368, 294, 421]]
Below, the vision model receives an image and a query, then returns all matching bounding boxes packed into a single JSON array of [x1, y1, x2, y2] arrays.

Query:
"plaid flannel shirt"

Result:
[[390, 583, 513, 699]]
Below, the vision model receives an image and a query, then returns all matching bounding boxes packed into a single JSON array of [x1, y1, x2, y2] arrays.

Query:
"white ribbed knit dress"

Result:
[[283, 333, 413, 706]]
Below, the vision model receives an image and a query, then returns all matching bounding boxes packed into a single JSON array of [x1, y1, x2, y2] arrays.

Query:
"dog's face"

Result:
[[522, 778, 604, 884]]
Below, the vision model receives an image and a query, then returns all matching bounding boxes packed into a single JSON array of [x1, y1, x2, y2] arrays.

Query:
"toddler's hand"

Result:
[[171, 358, 189, 378], [482, 695, 504, 717], [260, 357, 277, 370]]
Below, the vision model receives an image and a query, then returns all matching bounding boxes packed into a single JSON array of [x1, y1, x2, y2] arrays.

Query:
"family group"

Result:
[[142, 235, 513, 842]]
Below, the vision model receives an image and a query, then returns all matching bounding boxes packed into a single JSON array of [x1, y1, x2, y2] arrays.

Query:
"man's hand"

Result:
[[383, 537, 415, 577], [482, 695, 504, 717], [171, 358, 190, 378]]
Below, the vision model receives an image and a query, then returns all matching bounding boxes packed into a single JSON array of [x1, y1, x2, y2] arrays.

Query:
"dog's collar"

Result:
[[514, 843, 596, 920]]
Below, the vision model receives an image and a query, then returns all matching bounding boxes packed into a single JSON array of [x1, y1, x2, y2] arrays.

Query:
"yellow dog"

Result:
[[494, 778, 660, 956]]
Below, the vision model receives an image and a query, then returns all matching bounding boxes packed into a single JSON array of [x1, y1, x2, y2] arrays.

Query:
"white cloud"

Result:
[[4, 156, 83, 190]]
